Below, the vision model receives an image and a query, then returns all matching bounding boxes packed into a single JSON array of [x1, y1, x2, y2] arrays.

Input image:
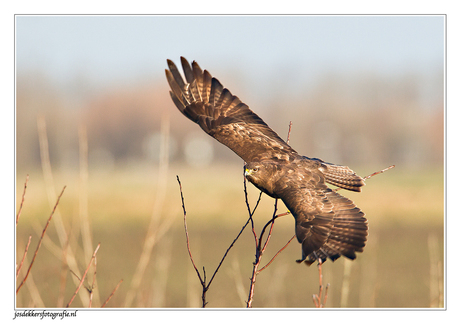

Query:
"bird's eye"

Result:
[[252, 167, 258, 172]]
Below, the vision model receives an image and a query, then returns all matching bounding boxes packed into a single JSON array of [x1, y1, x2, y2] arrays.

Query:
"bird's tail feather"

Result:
[[319, 162, 365, 192]]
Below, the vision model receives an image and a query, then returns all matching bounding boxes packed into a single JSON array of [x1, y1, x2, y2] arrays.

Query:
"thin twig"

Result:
[[313, 295, 319, 307], [246, 122, 294, 308], [243, 174, 263, 246], [246, 181, 268, 307], [258, 204, 291, 253], [323, 284, 330, 306], [363, 164, 395, 180], [16, 235, 32, 279], [312, 259, 329, 308], [258, 235, 296, 273], [334, 165, 395, 192], [177, 176, 202, 281], [246, 189, 262, 306], [206, 218, 250, 289], [88, 255, 97, 307], [177, 176, 208, 307], [259, 200, 279, 253], [242, 170, 264, 219], [69, 270, 82, 282], [66, 243, 101, 308], [16, 174, 29, 225], [317, 260, 324, 306], [68, 268, 95, 299], [101, 279, 123, 307], [178, 175, 257, 307], [16, 186, 66, 294], [286, 121, 293, 144], [179, 121, 295, 308], [246, 265, 258, 308]]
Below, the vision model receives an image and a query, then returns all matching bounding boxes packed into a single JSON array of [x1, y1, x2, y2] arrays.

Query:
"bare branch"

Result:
[[16, 174, 29, 225], [177, 175, 208, 307], [66, 243, 101, 308], [16, 186, 66, 294], [177, 175, 255, 307], [258, 202, 293, 254], [286, 121, 293, 144], [246, 122, 295, 307], [88, 254, 97, 308], [16, 235, 32, 279], [101, 279, 123, 308], [177, 176, 201, 277], [334, 164, 395, 192], [323, 284, 330, 307], [259, 200, 279, 254], [312, 259, 329, 308], [258, 235, 296, 273], [206, 217, 250, 289], [178, 121, 296, 307], [363, 164, 395, 180]]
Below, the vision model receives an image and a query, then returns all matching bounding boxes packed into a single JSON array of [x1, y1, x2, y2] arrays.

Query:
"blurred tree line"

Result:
[[16, 68, 443, 172]]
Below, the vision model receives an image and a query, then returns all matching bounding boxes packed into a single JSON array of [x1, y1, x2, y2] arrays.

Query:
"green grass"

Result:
[[15, 164, 444, 308]]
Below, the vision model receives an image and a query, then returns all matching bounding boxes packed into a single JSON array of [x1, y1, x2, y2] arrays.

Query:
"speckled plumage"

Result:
[[166, 57, 368, 264]]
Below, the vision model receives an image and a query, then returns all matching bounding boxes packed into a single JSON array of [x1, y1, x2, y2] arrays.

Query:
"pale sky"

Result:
[[16, 15, 444, 97]]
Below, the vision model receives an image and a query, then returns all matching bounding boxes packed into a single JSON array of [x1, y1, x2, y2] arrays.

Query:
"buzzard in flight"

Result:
[[166, 57, 368, 265]]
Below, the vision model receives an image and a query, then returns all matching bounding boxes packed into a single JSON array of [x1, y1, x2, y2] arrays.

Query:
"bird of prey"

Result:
[[165, 57, 368, 265]]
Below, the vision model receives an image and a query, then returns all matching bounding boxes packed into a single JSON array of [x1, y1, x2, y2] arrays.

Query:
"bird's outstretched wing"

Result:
[[280, 178, 368, 264], [165, 57, 297, 163], [166, 57, 369, 264]]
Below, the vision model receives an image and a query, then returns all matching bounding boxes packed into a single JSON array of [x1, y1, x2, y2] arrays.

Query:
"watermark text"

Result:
[[13, 309, 78, 320]]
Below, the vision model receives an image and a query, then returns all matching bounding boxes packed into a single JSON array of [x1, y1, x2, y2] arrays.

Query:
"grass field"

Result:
[[15, 163, 444, 308]]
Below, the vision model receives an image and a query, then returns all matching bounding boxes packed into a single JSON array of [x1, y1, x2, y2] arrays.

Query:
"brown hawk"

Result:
[[166, 57, 368, 264]]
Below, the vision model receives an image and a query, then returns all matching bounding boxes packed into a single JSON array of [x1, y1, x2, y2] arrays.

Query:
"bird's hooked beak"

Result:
[[244, 167, 252, 177]]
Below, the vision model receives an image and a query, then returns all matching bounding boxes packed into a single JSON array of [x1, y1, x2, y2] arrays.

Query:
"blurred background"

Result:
[[15, 15, 444, 308]]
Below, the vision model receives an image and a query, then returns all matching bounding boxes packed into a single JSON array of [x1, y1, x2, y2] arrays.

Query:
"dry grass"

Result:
[[15, 163, 444, 308], [15, 117, 444, 308]]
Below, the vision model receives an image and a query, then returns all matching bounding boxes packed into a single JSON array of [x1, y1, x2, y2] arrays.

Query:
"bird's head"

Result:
[[244, 162, 262, 181], [244, 161, 280, 198]]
